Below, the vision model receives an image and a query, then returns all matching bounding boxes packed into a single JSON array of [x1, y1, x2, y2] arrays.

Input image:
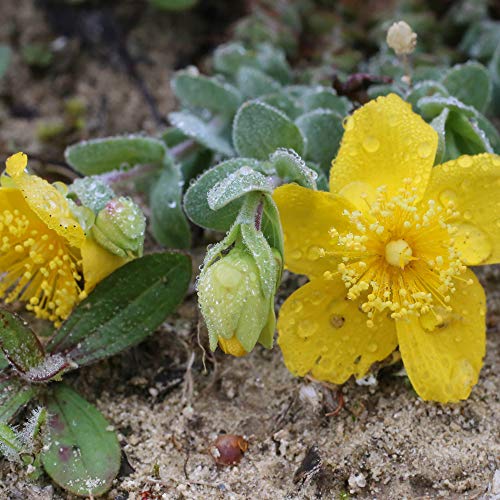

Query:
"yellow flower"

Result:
[[273, 94, 499, 403], [0, 153, 126, 326]]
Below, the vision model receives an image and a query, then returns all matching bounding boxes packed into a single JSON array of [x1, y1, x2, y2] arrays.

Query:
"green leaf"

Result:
[[172, 70, 242, 115], [441, 61, 492, 113], [0, 310, 45, 373], [446, 111, 493, 156], [42, 384, 121, 497], [258, 92, 302, 119], [65, 136, 167, 175], [301, 88, 351, 115], [150, 164, 191, 249], [207, 167, 272, 211], [407, 81, 449, 110], [236, 66, 281, 99], [47, 253, 191, 366], [430, 108, 449, 165], [0, 422, 23, 462], [0, 379, 36, 423], [270, 148, 317, 189], [0, 45, 11, 79], [183, 158, 264, 231], [233, 101, 305, 159], [296, 109, 343, 172], [169, 111, 234, 156], [150, 0, 198, 10]]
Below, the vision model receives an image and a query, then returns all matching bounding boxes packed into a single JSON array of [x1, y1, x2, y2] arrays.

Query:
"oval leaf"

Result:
[[183, 158, 263, 231], [295, 109, 343, 172], [172, 70, 242, 115], [0, 379, 36, 423], [65, 136, 167, 175], [0, 310, 45, 373], [42, 384, 121, 497], [150, 165, 192, 249], [169, 111, 234, 156], [233, 101, 305, 159], [47, 252, 191, 366], [207, 167, 273, 211], [441, 61, 492, 113]]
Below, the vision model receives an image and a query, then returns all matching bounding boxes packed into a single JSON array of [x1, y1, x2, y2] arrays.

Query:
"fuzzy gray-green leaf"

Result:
[[233, 101, 305, 159], [65, 136, 167, 175]]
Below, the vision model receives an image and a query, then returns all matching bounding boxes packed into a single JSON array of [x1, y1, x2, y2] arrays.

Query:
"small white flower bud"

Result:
[[386, 21, 417, 55]]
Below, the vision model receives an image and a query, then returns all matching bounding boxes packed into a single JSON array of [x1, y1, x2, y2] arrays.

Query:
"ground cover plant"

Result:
[[0, 0, 499, 497]]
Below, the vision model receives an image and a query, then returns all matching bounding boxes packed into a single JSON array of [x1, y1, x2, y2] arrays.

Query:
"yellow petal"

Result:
[[81, 238, 128, 292], [219, 336, 248, 357], [396, 269, 485, 403], [273, 183, 356, 278], [7, 167, 85, 248], [6, 152, 28, 176], [277, 277, 398, 384], [423, 153, 500, 265], [330, 94, 438, 202]]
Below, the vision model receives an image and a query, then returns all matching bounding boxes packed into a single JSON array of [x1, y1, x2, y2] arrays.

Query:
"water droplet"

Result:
[[330, 314, 345, 329], [458, 156, 472, 168], [438, 189, 458, 208], [367, 343, 378, 353], [290, 249, 303, 260], [454, 336, 461, 343], [290, 299, 303, 313], [307, 246, 322, 261], [387, 114, 398, 127], [417, 141, 432, 159], [453, 222, 492, 265], [463, 210, 472, 220], [343, 116, 354, 131], [362, 136, 380, 153], [309, 290, 322, 305], [297, 319, 318, 338]]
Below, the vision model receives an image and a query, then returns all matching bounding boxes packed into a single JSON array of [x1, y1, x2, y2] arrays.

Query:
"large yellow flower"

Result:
[[274, 94, 499, 403], [0, 153, 126, 326]]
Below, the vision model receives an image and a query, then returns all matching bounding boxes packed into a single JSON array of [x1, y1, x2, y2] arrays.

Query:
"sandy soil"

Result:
[[0, 1, 499, 499]]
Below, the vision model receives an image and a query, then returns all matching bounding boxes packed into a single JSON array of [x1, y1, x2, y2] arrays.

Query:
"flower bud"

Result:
[[91, 197, 146, 258], [386, 21, 417, 55], [198, 246, 277, 356]]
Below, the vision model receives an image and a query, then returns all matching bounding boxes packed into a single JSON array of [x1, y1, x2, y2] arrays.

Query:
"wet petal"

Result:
[[423, 153, 500, 265], [330, 94, 438, 202], [273, 183, 356, 278], [396, 269, 485, 403], [81, 238, 128, 292], [277, 277, 398, 384], [7, 166, 85, 248]]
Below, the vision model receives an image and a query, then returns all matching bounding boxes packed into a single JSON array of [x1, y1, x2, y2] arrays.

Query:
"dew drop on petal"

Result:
[[417, 141, 432, 159], [343, 116, 354, 131], [297, 319, 318, 338], [367, 342, 378, 353], [362, 136, 380, 153], [458, 156, 473, 168], [453, 222, 492, 264], [290, 249, 303, 260], [438, 189, 458, 208]]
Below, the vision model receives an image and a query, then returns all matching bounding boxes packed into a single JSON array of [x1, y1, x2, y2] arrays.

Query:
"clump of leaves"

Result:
[[0, 253, 191, 496]]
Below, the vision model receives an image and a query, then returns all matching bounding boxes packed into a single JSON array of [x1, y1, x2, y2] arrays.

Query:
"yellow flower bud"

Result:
[[386, 21, 417, 55]]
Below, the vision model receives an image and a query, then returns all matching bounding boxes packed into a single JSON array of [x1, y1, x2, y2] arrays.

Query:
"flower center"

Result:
[[385, 239, 412, 268], [324, 181, 468, 326]]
